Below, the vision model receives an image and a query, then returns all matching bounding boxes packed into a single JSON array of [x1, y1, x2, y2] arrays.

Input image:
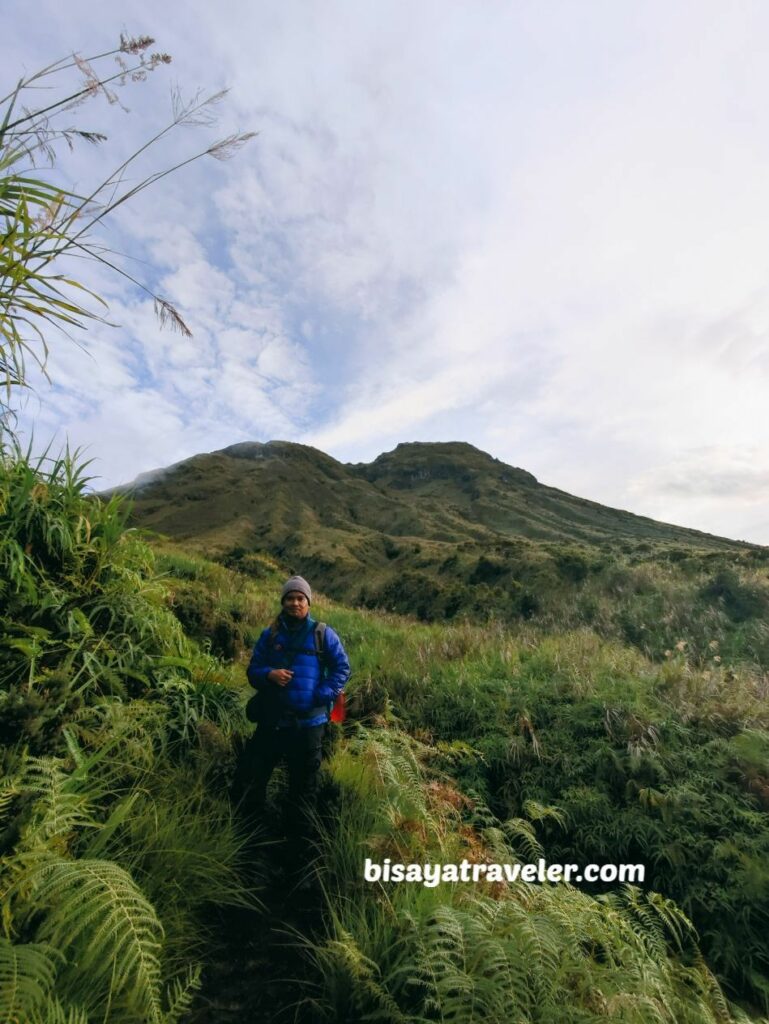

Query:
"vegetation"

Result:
[[4, 443, 769, 1020], [1, 36, 254, 421], [155, 529, 769, 1019], [0, 445, 253, 1023], [0, 40, 260, 1021], [311, 729, 747, 1023], [123, 439, 769, 677]]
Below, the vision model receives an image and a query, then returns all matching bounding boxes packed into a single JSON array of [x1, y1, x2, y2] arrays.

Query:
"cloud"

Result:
[[630, 447, 769, 503], [8, 1, 769, 544], [624, 446, 769, 544]]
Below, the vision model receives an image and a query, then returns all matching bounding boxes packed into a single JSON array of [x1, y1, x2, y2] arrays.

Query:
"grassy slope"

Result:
[[120, 441, 769, 684], [160, 543, 769, 1019], [5, 448, 769, 1021], [120, 442, 760, 611], [121, 441, 769, 678], [126, 439, 753, 549]]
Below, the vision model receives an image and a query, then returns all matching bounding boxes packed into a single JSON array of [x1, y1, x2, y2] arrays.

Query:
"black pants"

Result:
[[234, 722, 325, 836]]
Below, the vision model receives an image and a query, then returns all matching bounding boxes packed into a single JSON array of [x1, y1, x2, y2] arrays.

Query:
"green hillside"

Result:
[[4, 447, 769, 1021], [123, 438, 751, 556], [120, 440, 769, 671]]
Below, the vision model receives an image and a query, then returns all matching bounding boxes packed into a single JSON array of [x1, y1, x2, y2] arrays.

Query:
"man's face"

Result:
[[282, 591, 310, 620]]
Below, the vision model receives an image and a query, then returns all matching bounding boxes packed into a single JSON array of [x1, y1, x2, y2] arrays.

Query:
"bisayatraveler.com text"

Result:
[[364, 857, 645, 888]]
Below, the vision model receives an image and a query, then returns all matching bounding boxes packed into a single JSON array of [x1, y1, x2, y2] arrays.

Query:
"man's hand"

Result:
[[267, 669, 293, 686]]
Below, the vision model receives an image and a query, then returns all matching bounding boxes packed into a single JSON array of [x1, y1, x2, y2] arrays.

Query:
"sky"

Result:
[[6, 1, 769, 544]]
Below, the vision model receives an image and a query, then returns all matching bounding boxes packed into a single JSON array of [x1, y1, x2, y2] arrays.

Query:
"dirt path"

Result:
[[188, 827, 327, 1023]]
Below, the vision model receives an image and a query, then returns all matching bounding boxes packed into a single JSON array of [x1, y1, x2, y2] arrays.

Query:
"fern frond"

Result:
[[605, 991, 671, 1023], [162, 964, 202, 1024], [42, 999, 90, 1024], [606, 885, 695, 956], [19, 857, 163, 1022], [0, 765, 22, 831], [501, 817, 544, 861], [314, 926, 409, 1023], [522, 799, 567, 830], [0, 936, 59, 1024], [17, 756, 95, 851]]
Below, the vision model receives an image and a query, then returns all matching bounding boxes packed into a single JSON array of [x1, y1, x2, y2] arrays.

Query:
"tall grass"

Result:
[[0, 446, 256, 1022], [303, 726, 755, 1023], [4, 444, 769, 1020], [158, 544, 769, 1012]]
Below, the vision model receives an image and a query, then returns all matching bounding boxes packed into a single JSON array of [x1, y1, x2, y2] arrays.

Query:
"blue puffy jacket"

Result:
[[246, 614, 351, 728]]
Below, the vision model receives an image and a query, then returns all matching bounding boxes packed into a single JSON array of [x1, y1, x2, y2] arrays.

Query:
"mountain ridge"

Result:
[[117, 438, 754, 547], [113, 439, 761, 620]]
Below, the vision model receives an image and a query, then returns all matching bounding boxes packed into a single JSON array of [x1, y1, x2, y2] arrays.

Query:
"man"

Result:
[[235, 574, 350, 838]]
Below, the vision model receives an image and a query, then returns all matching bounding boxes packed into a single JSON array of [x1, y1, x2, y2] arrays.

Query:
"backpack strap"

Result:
[[314, 622, 327, 662], [266, 617, 315, 670], [313, 622, 345, 722]]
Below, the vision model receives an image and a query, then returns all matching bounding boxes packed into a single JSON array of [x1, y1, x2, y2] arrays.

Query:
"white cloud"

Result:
[[626, 446, 769, 543], [8, 1, 769, 543]]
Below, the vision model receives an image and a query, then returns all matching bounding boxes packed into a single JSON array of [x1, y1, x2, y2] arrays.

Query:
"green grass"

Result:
[[158, 542, 769, 1015], [5, 445, 769, 1021], [0, 446, 257, 1023], [121, 442, 769, 683]]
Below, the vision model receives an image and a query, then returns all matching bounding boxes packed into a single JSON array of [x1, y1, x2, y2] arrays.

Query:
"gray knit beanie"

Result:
[[281, 575, 312, 604]]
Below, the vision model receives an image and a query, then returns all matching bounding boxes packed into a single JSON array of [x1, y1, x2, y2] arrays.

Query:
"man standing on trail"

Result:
[[235, 575, 350, 837]]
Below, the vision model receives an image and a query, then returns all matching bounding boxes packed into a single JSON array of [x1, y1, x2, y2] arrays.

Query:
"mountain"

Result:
[[116, 440, 757, 619]]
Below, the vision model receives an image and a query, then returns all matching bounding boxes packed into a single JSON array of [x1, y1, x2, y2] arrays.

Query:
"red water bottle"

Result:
[[330, 692, 346, 723]]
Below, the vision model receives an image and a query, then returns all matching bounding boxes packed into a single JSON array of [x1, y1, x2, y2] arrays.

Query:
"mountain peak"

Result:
[[215, 439, 346, 472], [359, 440, 538, 488]]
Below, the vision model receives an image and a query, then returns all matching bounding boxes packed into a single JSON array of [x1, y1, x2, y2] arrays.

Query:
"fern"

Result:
[[311, 925, 409, 1023], [602, 886, 695, 960], [501, 817, 544, 861], [18, 857, 164, 1022], [162, 964, 202, 1024], [0, 761, 22, 833], [397, 899, 550, 1021], [16, 756, 95, 851], [0, 937, 59, 1024], [40, 1001, 89, 1024]]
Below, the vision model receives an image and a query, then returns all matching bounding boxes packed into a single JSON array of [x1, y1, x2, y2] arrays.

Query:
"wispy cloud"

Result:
[[631, 446, 769, 503], [8, 1, 769, 541]]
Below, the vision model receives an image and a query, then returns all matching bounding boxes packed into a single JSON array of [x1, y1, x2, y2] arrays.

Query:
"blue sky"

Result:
[[7, 1, 769, 543]]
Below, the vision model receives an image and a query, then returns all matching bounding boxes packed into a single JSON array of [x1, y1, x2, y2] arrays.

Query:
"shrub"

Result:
[[701, 569, 769, 623], [469, 556, 507, 584], [553, 547, 591, 583]]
